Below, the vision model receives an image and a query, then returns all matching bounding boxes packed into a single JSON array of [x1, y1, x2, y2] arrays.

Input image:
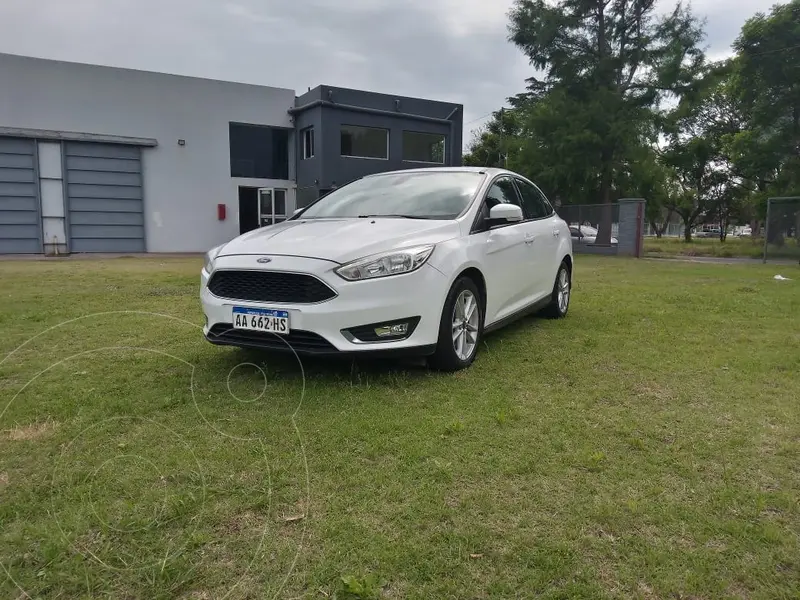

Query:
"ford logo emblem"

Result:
[[256, 257, 272, 264]]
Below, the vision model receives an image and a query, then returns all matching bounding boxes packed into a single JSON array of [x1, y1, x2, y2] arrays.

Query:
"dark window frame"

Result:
[[340, 124, 389, 160], [302, 127, 315, 160], [469, 175, 526, 234], [514, 177, 554, 220], [402, 130, 446, 164], [229, 122, 290, 180]]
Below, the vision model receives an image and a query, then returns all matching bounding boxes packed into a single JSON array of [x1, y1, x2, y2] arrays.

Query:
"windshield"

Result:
[[299, 171, 485, 220]]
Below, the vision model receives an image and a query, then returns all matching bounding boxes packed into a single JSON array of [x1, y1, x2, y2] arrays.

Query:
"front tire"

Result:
[[543, 261, 571, 318], [428, 277, 483, 372]]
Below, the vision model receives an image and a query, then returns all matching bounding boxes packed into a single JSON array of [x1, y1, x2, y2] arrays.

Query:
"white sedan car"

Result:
[[201, 167, 573, 371]]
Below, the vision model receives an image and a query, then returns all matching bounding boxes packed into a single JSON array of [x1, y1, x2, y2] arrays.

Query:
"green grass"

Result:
[[1, 256, 799, 599], [644, 235, 800, 260]]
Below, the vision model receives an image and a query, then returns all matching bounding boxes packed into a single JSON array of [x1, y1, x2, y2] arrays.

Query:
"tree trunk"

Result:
[[683, 218, 692, 242], [595, 149, 614, 245]]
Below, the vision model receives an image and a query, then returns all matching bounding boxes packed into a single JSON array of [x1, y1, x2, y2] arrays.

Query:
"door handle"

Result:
[[524, 233, 536, 245]]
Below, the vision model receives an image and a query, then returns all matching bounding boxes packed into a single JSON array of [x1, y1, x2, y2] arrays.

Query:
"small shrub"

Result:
[[585, 451, 607, 472], [444, 420, 465, 435]]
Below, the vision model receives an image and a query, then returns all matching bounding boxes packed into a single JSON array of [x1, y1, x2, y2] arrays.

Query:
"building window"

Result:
[[302, 128, 315, 159], [229, 122, 289, 179], [403, 131, 445, 164], [340, 125, 388, 159]]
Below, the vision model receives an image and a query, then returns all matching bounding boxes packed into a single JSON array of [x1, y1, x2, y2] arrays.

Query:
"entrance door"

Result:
[[238, 186, 259, 234], [257, 188, 288, 226]]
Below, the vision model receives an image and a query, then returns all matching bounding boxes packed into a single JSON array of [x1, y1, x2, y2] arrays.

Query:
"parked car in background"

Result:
[[695, 224, 722, 238], [201, 167, 573, 371], [569, 225, 618, 245], [735, 226, 753, 237]]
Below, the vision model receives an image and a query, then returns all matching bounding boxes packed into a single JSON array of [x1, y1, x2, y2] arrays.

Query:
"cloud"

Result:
[[0, 0, 778, 146]]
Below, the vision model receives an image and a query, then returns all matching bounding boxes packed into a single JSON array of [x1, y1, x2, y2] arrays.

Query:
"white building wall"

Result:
[[0, 53, 296, 252]]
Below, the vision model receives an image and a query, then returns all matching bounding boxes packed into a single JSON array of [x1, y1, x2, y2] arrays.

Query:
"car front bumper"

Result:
[[200, 254, 448, 356]]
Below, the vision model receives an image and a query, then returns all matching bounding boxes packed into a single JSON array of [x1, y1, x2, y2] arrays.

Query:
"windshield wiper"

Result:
[[357, 214, 434, 219]]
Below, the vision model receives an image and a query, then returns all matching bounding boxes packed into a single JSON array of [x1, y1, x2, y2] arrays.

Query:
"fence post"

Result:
[[763, 198, 771, 264], [617, 198, 646, 257]]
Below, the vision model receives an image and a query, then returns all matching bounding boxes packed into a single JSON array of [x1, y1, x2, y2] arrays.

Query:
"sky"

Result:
[[0, 0, 779, 146]]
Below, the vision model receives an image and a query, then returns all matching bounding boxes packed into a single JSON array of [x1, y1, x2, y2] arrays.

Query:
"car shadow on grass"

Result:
[[212, 311, 548, 383]]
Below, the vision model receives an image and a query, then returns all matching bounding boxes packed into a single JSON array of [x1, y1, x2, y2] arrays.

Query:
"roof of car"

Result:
[[363, 166, 516, 178]]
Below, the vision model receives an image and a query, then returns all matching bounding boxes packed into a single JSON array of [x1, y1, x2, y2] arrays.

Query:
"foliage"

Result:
[[465, 0, 800, 242], [336, 574, 383, 599]]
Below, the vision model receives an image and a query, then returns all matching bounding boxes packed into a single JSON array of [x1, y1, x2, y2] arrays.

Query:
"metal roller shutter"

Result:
[[0, 137, 41, 253], [65, 142, 145, 252]]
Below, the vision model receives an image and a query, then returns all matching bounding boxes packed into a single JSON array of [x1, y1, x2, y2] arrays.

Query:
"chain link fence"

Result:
[[764, 197, 800, 263]]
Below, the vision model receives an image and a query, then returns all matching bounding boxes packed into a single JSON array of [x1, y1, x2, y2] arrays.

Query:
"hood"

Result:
[[218, 218, 462, 264]]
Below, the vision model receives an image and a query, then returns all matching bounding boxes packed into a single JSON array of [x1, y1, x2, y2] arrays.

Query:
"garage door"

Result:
[[0, 137, 41, 253], [64, 142, 145, 252]]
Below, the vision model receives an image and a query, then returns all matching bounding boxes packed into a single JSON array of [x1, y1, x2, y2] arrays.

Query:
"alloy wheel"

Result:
[[557, 268, 570, 314], [452, 289, 479, 360]]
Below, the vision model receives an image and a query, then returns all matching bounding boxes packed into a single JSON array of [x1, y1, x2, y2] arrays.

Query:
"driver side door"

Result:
[[469, 176, 538, 325]]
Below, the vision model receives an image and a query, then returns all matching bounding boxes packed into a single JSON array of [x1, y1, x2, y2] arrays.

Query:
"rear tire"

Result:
[[428, 277, 483, 372], [543, 261, 571, 318]]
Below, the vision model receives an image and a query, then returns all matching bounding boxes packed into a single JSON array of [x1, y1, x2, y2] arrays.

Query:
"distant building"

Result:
[[0, 53, 462, 254]]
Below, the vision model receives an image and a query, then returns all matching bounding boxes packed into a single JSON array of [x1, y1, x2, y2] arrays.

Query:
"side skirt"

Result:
[[483, 296, 551, 334]]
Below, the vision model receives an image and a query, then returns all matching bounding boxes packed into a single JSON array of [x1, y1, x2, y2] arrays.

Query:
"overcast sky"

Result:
[[0, 0, 778, 145]]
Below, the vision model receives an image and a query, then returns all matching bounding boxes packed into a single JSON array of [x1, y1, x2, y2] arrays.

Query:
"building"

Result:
[[0, 53, 463, 254]]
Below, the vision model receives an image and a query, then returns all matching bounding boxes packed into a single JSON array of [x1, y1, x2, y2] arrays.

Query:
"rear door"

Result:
[[514, 178, 561, 298], [469, 176, 538, 324]]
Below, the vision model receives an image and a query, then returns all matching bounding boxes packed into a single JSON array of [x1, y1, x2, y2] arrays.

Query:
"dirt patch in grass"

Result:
[[1, 419, 58, 441]]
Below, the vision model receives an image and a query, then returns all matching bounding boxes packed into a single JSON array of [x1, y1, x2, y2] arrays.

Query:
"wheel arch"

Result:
[[455, 266, 487, 313], [562, 253, 573, 275]]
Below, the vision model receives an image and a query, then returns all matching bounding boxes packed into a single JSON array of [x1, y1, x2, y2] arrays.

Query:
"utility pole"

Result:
[[499, 107, 507, 168]]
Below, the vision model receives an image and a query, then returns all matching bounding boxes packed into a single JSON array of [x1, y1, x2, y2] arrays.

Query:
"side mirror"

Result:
[[488, 204, 523, 224]]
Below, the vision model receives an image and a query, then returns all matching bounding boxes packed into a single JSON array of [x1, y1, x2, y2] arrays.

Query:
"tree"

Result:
[[463, 108, 525, 169], [726, 0, 800, 239], [507, 0, 705, 243], [660, 64, 745, 241]]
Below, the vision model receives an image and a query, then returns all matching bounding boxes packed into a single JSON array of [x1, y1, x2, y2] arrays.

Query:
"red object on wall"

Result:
[[217, 204, 226, 221]]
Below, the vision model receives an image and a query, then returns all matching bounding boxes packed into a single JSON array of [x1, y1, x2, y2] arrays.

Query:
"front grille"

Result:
[[208, 270, 336, 303], [207, 324, 338, 354]]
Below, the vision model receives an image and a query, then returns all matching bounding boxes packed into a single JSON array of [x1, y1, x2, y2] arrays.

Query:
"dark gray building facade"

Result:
[[290, 85, 463, 208]]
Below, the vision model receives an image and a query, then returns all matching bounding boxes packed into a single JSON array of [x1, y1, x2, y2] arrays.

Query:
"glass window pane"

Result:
[[259, 189, 273, 219], [340, 125, 388, 159], [302, 128, 314, 159], [274, 189, 287, 216], [486, 177, 521, 208], [229, 123, 289, 179], [301, 171, 485, 220], [515, 178, 550, 219], [402, 131, 445, 163]]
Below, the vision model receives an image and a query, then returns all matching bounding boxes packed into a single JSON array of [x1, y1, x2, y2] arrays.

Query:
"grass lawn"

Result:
[[644, 235, 800, 260], [1, 256, 799, 599]]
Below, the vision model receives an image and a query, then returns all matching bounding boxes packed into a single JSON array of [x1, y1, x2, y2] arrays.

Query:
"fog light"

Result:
[[374, 322, 409, 338]]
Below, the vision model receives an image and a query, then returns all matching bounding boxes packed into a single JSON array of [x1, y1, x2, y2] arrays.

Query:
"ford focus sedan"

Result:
[[201, 167, 572, 371]]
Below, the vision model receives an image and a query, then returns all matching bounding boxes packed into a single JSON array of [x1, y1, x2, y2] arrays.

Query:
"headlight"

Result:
[[335, 244, 435, 281], [203, 244, 224, 273]]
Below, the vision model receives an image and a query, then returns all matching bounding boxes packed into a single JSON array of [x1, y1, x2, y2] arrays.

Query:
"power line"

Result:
[[747, 43, 800, 57], [464, 111, 496, 126]]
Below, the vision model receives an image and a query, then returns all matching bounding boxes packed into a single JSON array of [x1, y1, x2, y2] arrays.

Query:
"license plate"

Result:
[[232, 307, 290, 333]]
